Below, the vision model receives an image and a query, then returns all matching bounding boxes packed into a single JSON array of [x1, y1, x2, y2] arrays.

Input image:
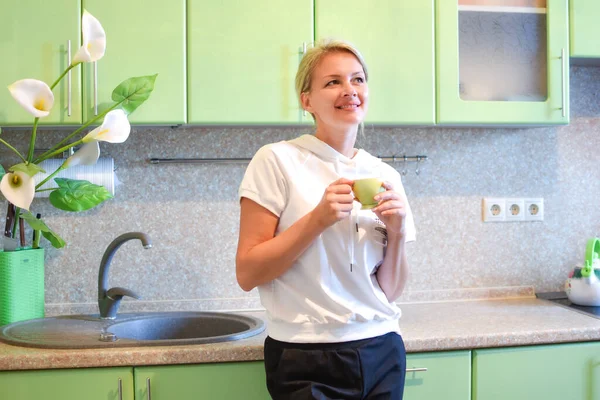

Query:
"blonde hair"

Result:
[[295, 39, 369, 134]]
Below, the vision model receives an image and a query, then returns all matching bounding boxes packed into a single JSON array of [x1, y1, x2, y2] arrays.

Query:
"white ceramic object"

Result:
[[565, 238, 600, 307]]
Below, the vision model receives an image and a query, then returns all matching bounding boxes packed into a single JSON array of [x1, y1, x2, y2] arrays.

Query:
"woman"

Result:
[[236, 39, 416, 399]]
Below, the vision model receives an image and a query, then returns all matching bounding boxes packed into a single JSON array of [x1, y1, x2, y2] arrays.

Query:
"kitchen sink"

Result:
[[0, 311, 265, 349]]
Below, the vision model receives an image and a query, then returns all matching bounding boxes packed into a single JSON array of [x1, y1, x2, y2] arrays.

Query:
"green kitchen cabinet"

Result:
[[436, 0, 569, 125], [82, 0, 186, 124], [570, 0, 600, 58], [316, 0, 435, 125], [404, 350, 471, 400], [134, 361, 269, 399], [473, 342, 600, 400], [0, 0, 82, 126], [187, 0, 313, 124], [0, 367, 134, 400]]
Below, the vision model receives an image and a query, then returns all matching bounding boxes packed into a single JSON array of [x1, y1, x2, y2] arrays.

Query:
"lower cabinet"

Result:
[[134, 361, 268, 399], [473, 342, 600, 400], [0, 367, 133, 400], [405, 350, 471, 400]]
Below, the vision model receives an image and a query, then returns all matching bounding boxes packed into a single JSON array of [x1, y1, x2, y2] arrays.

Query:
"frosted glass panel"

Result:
[[458, 1, 547, 102]]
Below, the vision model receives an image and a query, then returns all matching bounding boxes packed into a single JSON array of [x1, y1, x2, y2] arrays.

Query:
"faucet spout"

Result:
[[98, 232, 152, 319]]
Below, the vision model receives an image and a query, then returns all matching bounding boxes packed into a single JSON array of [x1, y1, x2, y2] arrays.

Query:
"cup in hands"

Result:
[[352, 178, 385, 210]]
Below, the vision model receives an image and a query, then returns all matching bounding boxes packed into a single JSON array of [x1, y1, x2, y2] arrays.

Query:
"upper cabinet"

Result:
[[82, 0, 186, 125], [187, 0, 313, 124], [437, 0, 569, 125], [316, 0, 435, 125], [570, 0, 600, 58], [0, 0, 82, 126]]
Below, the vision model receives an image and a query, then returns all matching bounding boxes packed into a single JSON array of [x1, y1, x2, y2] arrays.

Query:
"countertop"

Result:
[[1, 297, 600, 371]]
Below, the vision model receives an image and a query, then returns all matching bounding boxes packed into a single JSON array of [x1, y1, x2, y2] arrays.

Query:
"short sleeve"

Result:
[[239, 144, 288, 217], [381, 165, 416, 243]]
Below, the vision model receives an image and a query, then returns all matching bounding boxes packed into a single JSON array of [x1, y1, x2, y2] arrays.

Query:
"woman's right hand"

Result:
[[311, 178, 355, 229]]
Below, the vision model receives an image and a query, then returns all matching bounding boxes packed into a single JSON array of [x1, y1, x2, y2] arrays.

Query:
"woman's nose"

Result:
[[343, 84, 357, 97]]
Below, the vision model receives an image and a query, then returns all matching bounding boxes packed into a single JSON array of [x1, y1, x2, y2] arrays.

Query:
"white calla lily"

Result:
[[64, 141, 100, 168], [8, 79, 55, 118], [83, 109, 131, 143], [0, 171, 36, 210], [72, 10, 106, 64]]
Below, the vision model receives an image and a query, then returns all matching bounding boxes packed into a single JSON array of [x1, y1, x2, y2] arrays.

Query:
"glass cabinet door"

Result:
[[437, 0, 569, 125]]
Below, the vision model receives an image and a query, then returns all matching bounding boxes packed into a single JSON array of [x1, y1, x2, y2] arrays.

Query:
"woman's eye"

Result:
[[326, 80, 339, 86], [354, 77, 364, 83]]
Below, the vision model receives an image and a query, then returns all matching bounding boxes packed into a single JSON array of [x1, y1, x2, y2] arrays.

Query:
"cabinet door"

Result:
[[404, 351, 471, 400], [437, 0, 569, 125], [134, 362, 269, 399], [0, 0, 82, 126], [0, 367, 134, 400], [316, 0, 435, 125], [82, 0, 186, 125], [187, 0, 313, 124], [570, 0, 600, 58], [473, 342, 600, 400]]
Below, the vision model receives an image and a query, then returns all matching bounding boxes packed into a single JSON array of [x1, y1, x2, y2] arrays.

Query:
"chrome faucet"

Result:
[[98, 232, 152, 319]]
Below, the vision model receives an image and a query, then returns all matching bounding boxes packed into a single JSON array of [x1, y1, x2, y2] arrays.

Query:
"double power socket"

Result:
[[482, 198, 544, 222]]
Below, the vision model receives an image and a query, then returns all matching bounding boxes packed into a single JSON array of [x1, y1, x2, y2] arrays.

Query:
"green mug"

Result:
[[353, 178, 385, 210]]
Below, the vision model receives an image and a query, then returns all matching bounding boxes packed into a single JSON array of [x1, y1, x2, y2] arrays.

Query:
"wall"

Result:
[[1, 66, 599, 315]]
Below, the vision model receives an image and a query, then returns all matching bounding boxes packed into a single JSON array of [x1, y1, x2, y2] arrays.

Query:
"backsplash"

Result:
[[1, 66, 599, 315]]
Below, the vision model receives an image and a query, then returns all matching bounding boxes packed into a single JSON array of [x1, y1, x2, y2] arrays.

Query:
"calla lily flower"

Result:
[[0, 171, 36, 210], [72, 10, 106, 64], [64, 141, 100, 168], [82, 109, 131, 143], [8, 79, 54, 118]]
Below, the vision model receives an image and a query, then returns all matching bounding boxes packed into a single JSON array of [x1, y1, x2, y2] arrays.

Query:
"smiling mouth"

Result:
[[336, 104, 360, 110]]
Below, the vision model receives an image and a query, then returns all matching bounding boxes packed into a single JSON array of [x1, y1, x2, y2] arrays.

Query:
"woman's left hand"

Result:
[[372, 181, 406, 236]]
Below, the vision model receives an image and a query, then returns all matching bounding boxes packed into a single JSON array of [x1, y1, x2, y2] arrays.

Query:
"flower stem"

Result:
[[34, 102, 121, 164], [50, 64, 76, 90], [37, 140, 86, 165], [36, 163, 66, 190], [27, 118, 40, 162], [0, 138, 27, 162], [11, 207, 20, 239]]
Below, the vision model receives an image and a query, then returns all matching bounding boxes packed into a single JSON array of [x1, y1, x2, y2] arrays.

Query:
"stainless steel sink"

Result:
[[0, 312, 265, 349]]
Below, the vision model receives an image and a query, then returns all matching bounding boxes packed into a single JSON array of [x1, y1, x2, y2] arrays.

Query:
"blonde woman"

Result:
[[237, 39, 416, 399]]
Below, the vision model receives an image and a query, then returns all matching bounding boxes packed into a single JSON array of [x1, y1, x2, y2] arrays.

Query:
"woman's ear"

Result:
[[300, 92, 312, 113]]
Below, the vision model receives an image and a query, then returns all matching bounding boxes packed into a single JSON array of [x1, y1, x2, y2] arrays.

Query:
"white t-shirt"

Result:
[[239, 134, 416, 343]]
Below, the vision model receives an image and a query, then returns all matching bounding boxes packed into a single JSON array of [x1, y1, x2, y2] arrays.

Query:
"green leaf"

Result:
[[0, 164, 5, 181], [20, 210, 66, 249], [48, 178, 113, 212], [111, 74, 158, 115], [10, 162, 46, 177], [42, 230, 66, 249], [20, 210, 48, 231]]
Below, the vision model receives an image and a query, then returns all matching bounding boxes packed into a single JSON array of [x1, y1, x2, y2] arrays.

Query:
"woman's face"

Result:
[[301, 51, 368, 129]]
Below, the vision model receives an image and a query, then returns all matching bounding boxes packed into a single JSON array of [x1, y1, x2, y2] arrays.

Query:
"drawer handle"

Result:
[[146, 377, 152, 400], [406, 367, 428, 373], [67, 40, 72, 117], [117, 378, 122, 400], [560, 47, 566, 118]]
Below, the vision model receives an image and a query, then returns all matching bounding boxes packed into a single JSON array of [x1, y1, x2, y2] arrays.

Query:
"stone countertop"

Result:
[[1, 297, 599, 371]]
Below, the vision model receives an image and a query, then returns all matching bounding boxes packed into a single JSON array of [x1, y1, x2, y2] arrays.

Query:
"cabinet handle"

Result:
[[406, 367, 428, 373], [117, 378, 122, 400], [67, 40, 72, 117], [93, 61, 98, 115], [560, 48, 566, 118], [146, 377, 152, 400]]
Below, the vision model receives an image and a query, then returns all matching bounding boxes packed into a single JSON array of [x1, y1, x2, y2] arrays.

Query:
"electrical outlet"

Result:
[[524, 198, 544, 221], [505, 198, 525, 221], [482, 198, 506, 222]]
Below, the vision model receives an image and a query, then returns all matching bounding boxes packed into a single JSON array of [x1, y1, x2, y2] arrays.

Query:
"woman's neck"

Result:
[[314, 125, 358, 158]]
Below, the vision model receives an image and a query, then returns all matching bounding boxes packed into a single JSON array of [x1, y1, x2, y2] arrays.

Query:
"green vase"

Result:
[[0, 247, 45, 326]]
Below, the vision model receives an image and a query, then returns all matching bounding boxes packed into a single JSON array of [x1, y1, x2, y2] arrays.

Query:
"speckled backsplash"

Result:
[[1, 66, 599, 315]]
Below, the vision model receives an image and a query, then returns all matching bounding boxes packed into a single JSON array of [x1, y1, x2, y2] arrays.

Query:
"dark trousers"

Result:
[[264, 332, 406, 400]]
